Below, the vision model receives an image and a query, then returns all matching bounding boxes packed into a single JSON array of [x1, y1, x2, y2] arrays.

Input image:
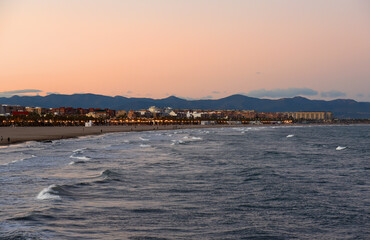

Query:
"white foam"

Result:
[[286, 134, 294, 138], [1, 155, 36, 166], [191, 137, 203, 140], [36, 185, 61, 200], [10, 158, 26, 164], [70, 155, 91, 160], [171, 140, 184, 145], [139, 137, 149, 141], [73, 148, 86, 153], [336, 146, 347, 150], [140, 144, 151, 148]]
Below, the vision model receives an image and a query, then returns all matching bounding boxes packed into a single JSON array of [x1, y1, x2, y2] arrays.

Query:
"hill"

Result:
[[1, 94, 369, 119]]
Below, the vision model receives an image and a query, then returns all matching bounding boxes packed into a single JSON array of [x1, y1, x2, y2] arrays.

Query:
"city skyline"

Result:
[[1, 1, 369, 101]]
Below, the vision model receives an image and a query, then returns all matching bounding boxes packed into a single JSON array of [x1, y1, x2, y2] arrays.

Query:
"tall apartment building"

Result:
[[285, 112, 333, 120]]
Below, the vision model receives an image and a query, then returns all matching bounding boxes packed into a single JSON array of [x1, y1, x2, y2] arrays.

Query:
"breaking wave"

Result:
[[68, 160, 86, 165], [37, 184, 65, 200], [140, 144, 151, 148], [72, 148, 87, 153], [70, 155, 91, 161]]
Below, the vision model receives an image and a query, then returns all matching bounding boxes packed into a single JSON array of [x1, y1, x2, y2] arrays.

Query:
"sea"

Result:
[[0, 125, 369, 240]]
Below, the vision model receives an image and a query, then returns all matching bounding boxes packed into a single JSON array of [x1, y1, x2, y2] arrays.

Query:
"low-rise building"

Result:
[[25, 107, 46, 115], [116, 110, 127, 117], [127, 110, 141, 119], [86, 110, 107, 118]]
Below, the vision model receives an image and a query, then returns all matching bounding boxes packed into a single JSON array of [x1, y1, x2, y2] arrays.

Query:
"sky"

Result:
[[0, 0, 369, 101]]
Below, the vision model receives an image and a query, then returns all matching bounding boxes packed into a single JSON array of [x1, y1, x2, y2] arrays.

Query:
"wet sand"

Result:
[[0, 124, 233, 145]]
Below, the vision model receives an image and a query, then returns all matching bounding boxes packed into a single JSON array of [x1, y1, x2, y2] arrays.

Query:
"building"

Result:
[[0, 105, 25, 116], [201, 121, 216, 125], [85, 120, 93, 127], [257, 112, 284, 119], [25, 107, 46, 115], [127, 110, 140, 119], [285, 112, 333, 121], [116, 110, 127, 117], [138, 110, 153, 118], [86, 110, 107, 118], [12, 111, 29, 116]]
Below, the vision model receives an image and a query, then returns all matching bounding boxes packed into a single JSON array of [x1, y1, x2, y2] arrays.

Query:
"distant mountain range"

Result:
[[1, 94, 369, 119]]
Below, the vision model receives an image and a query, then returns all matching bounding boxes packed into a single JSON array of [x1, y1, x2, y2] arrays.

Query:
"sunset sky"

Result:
[[0, 0, 369, 101]]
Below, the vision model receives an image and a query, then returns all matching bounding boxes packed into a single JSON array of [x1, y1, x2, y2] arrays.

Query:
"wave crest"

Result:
[[99, 169, 124, 182], [36, 184, 63, 200]]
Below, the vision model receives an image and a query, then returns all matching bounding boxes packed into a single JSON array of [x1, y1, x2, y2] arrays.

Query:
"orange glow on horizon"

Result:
[[0, 1, 369, 100]]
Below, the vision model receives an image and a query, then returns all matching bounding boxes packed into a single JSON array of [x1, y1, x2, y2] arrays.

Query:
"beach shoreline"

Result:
[[0, 124, 238, 146], [0, 123, 367, 146]]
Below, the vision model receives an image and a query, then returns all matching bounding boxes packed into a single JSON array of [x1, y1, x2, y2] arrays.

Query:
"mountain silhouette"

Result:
[[1, 94, 369, 119]]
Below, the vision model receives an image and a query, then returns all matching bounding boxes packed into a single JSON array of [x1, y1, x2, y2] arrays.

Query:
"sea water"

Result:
[[0, 125, 369, 239]]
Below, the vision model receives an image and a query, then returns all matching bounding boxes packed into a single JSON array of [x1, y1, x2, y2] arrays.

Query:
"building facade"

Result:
[[285, 112, 333, 120]]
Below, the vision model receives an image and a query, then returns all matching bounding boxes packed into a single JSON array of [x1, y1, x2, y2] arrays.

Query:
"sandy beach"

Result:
[[0, 124, 233, 145]]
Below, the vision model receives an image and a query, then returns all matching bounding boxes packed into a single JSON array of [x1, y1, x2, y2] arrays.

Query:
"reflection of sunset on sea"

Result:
[[0, 1, 369, 101]]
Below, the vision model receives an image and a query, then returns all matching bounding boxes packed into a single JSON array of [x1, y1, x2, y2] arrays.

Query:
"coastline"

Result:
[[0, 124, 235, 146], [0, 123, 367, 146]]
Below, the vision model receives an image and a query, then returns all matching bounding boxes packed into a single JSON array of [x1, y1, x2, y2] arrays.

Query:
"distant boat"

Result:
[[286, 134, 294, 138], [336, 146, 347, 150]]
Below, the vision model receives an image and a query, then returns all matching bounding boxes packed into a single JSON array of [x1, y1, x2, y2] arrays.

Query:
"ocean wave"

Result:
[[140, 144, 151, 148], [36, 184, 64, 200], [70, 155, 91, 161], [0, 224, 47, 240], [139, 137, 149, 141], [36, 182, 86, 200], [70, 148, 91, 161], [72, 148, 87, 153], [0, 155, 36, 166], [171, 140, 184, 145], [0, 158, 26, 166], [68, 160, 86, 165], [98, 169, 124, 182]]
